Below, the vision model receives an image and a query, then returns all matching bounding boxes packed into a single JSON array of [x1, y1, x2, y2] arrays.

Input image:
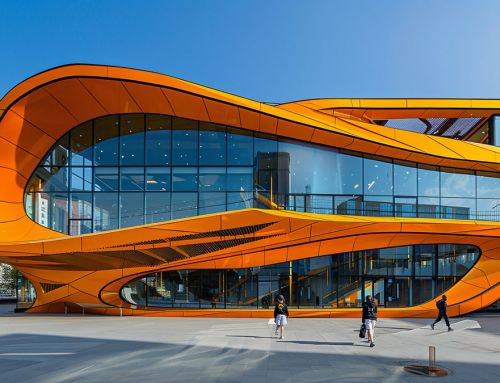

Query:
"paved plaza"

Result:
[[0, 304, 498, 383]]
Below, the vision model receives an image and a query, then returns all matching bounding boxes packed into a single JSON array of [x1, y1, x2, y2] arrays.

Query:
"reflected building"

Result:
[[0, 65, 498, 317]]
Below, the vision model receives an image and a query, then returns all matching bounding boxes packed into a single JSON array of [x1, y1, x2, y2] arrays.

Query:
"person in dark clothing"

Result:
[[431, 295, 453, 331], [362, 295, 378, 347], [273, 294, 289, 340]]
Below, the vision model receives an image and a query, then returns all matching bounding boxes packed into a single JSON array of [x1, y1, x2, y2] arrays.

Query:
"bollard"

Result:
[[429, 346, 436, 369]]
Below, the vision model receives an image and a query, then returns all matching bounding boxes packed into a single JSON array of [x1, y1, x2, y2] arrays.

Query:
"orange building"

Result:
[[0, 64, 498, 318]]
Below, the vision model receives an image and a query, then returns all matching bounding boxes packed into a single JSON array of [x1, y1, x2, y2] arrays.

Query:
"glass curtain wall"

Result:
[[25, 113, 500, 234], [123, 243, 479, 309]]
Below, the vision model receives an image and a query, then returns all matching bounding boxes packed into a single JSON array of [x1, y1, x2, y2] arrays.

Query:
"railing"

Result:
[[264, 193, 500, 222]]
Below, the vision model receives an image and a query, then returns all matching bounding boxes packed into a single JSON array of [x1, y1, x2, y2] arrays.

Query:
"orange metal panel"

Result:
[[161, 88, 210, 122], [0, 110, 55, 159], [45, 78, 108, 123], [79, 78, 141, 114], [203, 98, 241, 127], [122, 81, 175, 115]]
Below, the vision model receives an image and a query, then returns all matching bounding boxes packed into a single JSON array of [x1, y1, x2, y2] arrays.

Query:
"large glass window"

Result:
[[146, 115, 171, 166], [25, 112, 500, 234], [172, 117, 198, 166], [199, 123, 226, 165], [363, 156, 393, 195], [94, 115, 119, 166], [122, 243, 479, 310], [120, 114, 144, 166]]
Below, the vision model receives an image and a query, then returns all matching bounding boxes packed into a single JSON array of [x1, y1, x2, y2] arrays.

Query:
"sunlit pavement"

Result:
[[0, 304, 498, 383]]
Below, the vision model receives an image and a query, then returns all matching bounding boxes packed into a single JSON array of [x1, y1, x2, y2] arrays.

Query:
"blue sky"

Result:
[[1, 1, 500, 102]]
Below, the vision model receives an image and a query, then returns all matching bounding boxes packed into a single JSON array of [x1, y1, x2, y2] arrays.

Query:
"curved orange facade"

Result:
[[0, 64, 498, 317]]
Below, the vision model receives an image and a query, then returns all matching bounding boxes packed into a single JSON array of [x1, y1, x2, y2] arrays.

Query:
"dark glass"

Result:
[[226, 270, 258, 308], [227, 128, 253, 165], [364, 246, 412, 276], [146, 167, 171, 191], [414, 245, 434, 277], [70, 122, 93, 166], [385, 278, 410, 307], [120, 167, 145, 191], [120, 114, 144, 165], [94, 167, 119, 192], [93, 192, 118, 231], [122, 278, 148, 305], [438, 244, 479, 277], [94, 115, 119, 166], [172, 117, 198, 166], [412, 278, 434, 305], [145, 192, 171, 223], [120, 192, 144, 228], [146, 115, 171, 166], [122, 243, 479, 309], [199, 122, 226, 165]]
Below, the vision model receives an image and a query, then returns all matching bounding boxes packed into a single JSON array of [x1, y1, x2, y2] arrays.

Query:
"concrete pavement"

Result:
[[0, 304, 498, 382]]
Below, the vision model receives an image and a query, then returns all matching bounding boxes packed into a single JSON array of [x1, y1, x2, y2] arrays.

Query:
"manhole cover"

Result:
[[404, 364, 448, 377]]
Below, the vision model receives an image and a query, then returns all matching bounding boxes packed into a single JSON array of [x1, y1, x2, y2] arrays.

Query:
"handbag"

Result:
[[359, 323, 366, 338]]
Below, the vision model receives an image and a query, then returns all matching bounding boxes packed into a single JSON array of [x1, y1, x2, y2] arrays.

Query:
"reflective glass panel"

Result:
[[394, 161, 417, 196], [94, 115, 119, 166], [93, 192, 118, 231], [120, 192, 144, 228], [70, 167, 92, 191], [172, 168, 198, 191], [227, 128, 253, 165], [94, 167, 119, 192], [440, 168, 475, 198], [146, 115, 171, 166], [171, 193, 197, 219], [120, 114, 144, 165], [418, 165, 439, 196], [145, 192, 171, 223], [172, 117, 198, 166], [70, 122, 93, 166], [199, 122, 226, 165], [199, 167, 226, 192], [363, 157, 393, 195], [146, 167, 171, 191], [120, 167, 145, 191], [199, 192, 226, 215]]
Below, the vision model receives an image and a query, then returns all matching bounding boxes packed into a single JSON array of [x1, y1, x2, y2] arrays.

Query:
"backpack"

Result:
[[436, 299, 445, 311]]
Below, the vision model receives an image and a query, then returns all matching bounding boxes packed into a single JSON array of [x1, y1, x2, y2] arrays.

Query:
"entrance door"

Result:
[[363, 277, 385, 307]]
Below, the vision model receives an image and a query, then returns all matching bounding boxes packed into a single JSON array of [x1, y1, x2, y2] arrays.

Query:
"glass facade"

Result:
[[121, 244, 479, 309], [16, 274, 36, 309], [24, 113, 500, 234]]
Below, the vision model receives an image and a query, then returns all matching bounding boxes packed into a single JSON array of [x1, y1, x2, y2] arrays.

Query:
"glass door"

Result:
[[363, 277, 385, 307]]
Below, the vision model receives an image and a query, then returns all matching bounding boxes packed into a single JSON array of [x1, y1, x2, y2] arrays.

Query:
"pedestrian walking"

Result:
[[274, 294, 289, 340], [431, 295, 453, 331], [362, 295, 377, 347]]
